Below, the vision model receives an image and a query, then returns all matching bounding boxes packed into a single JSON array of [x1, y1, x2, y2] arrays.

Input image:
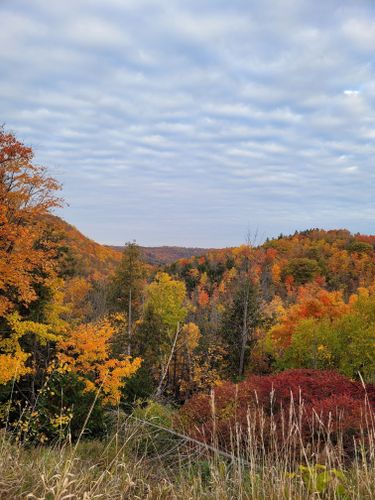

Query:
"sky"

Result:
[[1, 0, 375, 247]]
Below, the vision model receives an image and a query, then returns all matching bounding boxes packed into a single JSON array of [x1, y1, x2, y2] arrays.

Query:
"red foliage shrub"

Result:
[[178, 370, 374, 457]]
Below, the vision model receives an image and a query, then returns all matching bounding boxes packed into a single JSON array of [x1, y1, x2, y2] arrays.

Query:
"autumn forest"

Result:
[[0, 128, 374, 497]]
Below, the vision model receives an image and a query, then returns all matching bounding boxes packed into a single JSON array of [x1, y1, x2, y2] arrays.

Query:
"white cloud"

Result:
[[343, 166, 359, 173], [1, 0, 375, 245], [343, 90, 360, 96]]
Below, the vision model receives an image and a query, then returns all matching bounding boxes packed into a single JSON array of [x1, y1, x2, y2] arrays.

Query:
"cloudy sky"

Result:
[[1, 0, 375, 246]]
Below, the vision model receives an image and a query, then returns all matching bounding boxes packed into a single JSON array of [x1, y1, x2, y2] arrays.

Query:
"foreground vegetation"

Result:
[[1, 397, 375, 499]]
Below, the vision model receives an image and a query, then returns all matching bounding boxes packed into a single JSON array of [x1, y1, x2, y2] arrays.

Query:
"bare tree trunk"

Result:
[[156, 322, 180, 398], [127, 288, 132, 355], [186, 348, 193, 399], [173, 347, 177, 398], [238, 230, 258, 377], [239, 282, 250, 377]]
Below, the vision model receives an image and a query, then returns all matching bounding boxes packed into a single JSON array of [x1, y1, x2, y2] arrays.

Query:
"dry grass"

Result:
[[1, 400, 375, 500]]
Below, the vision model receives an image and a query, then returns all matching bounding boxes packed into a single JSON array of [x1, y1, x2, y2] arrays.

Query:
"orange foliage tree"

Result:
[[57, 320, 141, 405], [267, 285, 349, 350], [0, 128, 62, 316], [0, 129, 62, 385]]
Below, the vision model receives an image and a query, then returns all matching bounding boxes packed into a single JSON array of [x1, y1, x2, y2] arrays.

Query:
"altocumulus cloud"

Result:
[[1, 0, 375, 246]]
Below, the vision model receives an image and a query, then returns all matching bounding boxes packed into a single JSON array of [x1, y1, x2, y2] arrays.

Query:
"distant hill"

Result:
[[108, 245, 212, 265], [44, 215, 212, 279]]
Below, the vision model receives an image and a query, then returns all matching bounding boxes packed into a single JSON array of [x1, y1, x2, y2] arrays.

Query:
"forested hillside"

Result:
[[1, 129, 374, 498], [109, 244, 211, 265]]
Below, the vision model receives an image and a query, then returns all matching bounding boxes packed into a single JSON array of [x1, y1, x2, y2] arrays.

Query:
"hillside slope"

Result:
[[44, 214, 122, 279], [45, 215, 212, 278]]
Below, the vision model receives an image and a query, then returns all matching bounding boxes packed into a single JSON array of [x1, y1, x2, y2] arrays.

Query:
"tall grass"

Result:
[[1, 395, 374, 499]]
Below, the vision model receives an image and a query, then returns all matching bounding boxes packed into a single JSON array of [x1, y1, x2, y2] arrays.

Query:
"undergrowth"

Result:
[[1, 397, 375, 499]]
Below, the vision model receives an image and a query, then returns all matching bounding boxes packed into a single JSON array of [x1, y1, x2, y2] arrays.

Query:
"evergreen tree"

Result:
[[108, 241, 147, 354]]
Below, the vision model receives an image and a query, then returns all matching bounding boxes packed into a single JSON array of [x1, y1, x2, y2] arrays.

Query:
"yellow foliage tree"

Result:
[[146, 272, 187, 333], [0, 311, 62, 385], [57, 321, 141, 405], [0, 351, 31, 385]]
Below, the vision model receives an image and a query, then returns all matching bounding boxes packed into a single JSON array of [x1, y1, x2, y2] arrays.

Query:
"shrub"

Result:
[[9, 370, 107, 445], [178, 369, 375, 457], [131, 400, 177, 457]]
